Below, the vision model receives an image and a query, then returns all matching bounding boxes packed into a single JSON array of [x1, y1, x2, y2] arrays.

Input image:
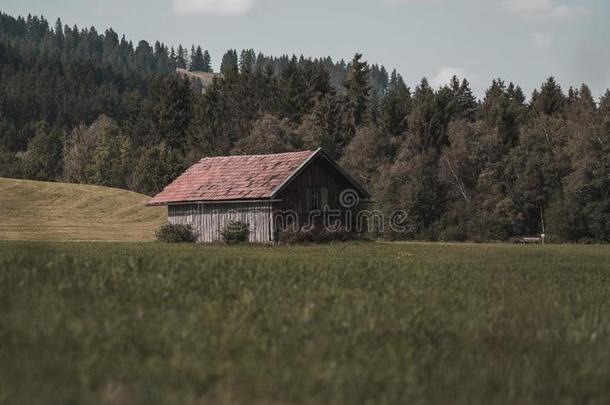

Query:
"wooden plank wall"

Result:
[[275, 155, 357, 215], [273, 155, 360, 233], [168, 202, 274, 244]]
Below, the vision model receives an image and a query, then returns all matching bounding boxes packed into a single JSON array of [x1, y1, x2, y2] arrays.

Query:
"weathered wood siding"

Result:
[[273, 155, 361, 232], [275, 155, 359, 213], [168, 202, 274, 244]]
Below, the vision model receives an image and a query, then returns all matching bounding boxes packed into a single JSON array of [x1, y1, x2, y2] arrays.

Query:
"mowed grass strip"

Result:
[[1, 241, 609, 405], [0, 178, 165, 241]]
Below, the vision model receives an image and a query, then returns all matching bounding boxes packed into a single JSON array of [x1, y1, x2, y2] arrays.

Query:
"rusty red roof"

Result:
[[147, 150, 318, 206]]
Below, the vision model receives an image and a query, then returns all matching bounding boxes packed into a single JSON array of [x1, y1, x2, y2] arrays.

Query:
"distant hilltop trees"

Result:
[[1, 11, 609, 242]]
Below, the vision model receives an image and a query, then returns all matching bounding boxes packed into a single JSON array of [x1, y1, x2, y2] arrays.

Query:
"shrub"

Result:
[[222, 221, 250, 244], [280, 225, 356, 244], [155, 224, 196, 243]]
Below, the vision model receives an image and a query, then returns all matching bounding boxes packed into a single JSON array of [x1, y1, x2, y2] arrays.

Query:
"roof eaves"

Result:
[[146, 196, 279, 206]]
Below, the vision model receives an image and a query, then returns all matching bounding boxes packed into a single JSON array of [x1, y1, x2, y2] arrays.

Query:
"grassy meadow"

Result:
[[1, 241, 609, 404], [0, 178, 165, 241]]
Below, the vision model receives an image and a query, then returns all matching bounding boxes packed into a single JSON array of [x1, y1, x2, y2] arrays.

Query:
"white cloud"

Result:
[[431, 66, 465, 89], [531, 31, 553, 48], [430, 66, 485, 95], [431, 66, 479, 87], [173, 0, 254, 16], [501, 0, 586, 20]]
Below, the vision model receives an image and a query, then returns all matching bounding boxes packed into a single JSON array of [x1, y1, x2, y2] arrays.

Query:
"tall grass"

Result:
[[1, 241, 609, 404]]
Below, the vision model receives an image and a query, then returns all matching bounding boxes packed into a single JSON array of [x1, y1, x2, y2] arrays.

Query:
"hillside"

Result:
[[176, 68, 221, 92], [0, 178, 165, 241]]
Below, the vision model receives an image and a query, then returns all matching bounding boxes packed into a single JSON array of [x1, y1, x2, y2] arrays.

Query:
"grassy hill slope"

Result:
[[0, 178, 165, 241]]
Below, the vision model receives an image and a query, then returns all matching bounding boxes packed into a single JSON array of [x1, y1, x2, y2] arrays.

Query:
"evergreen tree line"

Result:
[[0, 13, 213, 76], [1, 12, 609, 242], [218, 48, 390, 96]]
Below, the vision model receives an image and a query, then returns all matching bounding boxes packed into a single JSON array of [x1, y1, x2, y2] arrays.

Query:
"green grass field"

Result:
[[1, 241, 609, 404], [0, 178, 165, 241]]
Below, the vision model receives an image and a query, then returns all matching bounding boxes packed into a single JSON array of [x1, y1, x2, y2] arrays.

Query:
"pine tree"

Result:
[[278, 56, 308, 123], [54, 18, 63, 49], [135, 40, 154, 73], [379, 69, 411, 138], [481, 79, 526, 146], [189, 45, 205, 71], [565, 84, 596, 121], [220, 49, 238, 75], [153, 75, 193, 151], [169, 46, 177, 68], [453, 78, 478, 121], [600, 90, 610, 112], [239, 49, 256, 74], [577, 84, 596, 110], [379, 66, 389, 95], [408, 78, 438, 150], [343, 53, 370, 143], [296, 94, 344, 158], [600, 90, 610, 132], [176, 45, 187, 69], [22, 121, 63, 181], [300, 59, 333, 102], [531, 77, 565, 116], [202, 50, 212, 72]]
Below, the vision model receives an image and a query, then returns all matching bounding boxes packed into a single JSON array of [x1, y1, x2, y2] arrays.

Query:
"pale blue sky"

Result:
[[2, 0, 608, 98]]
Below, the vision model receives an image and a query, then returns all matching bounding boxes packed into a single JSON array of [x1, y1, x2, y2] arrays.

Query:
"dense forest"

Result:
[[1, 12, 609, 242]]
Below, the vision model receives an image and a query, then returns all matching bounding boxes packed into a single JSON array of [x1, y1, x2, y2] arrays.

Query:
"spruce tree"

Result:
[[239, 49, 256, 74], [278, 56, 308, 122], [202, 50, 212, 72], [169, 46, 177, 68], [600, 90, 610, 131], [153, 75, 193, 151], [189, 45, 205, 71], [176, 45, 187, 69], [22, 121, 63, 181], [481, 79, 526, 146], [220, 49, 238, 75], [453, 78, 478, 121], [532, 77, 565, 116], [379, 69, 411, 138], [600, 90, 610, 112], [343, 53, 370, 142], [408, 78, 437, 150], [54, 18, 63, 48]]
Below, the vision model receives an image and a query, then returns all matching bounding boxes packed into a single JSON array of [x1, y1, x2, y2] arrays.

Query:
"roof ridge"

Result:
[[199, 149, 316, 162]]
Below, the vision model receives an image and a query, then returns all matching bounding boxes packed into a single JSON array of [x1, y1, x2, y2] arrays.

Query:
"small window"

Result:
[[305, 188, 321, 212], [305, 188, 329, 211]]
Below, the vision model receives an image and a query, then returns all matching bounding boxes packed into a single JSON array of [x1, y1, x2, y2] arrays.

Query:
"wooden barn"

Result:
[[147, 149, 370, 243]]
